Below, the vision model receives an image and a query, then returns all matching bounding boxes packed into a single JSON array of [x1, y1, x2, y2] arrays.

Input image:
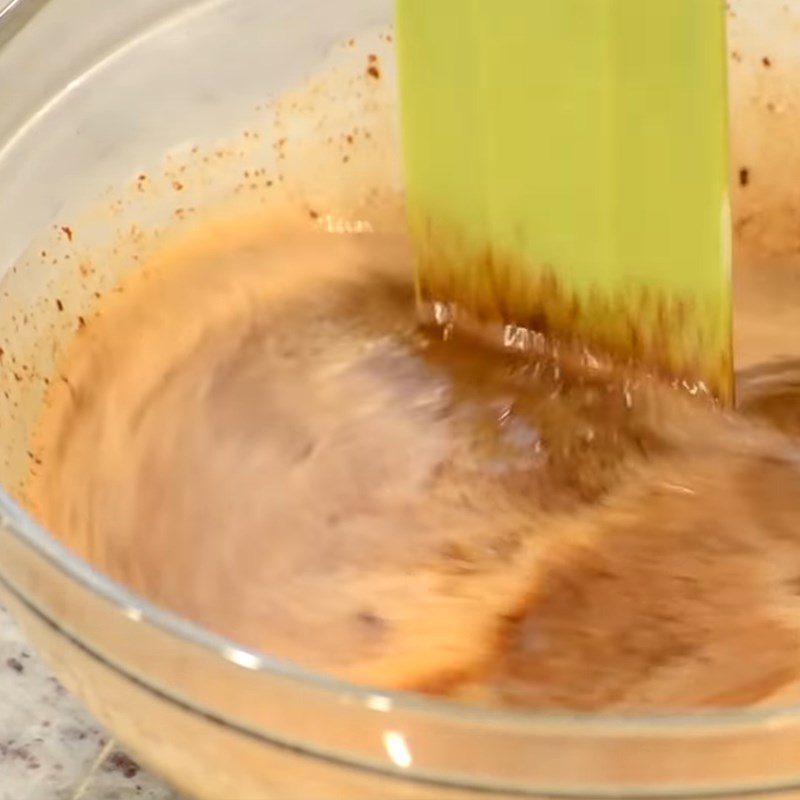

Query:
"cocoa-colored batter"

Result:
[[26, 210, 800, 711]]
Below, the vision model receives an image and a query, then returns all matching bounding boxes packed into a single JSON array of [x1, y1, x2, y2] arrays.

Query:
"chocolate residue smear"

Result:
[[25, 209, 800, 712]]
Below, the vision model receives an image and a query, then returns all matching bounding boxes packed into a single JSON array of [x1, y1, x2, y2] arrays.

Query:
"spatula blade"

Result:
[[397, 0, 732, 401]]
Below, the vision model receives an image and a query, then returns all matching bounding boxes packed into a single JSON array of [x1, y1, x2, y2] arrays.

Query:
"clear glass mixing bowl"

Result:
[[2, 1, 800, 798]]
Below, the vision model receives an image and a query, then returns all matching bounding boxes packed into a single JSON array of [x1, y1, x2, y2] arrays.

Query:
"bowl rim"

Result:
[[0, 0, 49, 48]]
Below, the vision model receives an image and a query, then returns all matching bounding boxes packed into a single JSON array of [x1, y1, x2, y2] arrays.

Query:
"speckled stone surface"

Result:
[[0, 603, 180, 800]]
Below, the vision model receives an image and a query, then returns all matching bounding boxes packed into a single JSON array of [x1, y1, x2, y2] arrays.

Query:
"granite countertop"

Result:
[[0, 603, 181, 800]]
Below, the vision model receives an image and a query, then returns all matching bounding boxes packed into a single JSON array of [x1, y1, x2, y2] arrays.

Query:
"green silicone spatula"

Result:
[[396, 0, 733, 401]]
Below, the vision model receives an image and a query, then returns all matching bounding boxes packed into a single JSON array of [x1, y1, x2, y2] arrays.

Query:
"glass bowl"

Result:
[[2, 1, 800, 798]]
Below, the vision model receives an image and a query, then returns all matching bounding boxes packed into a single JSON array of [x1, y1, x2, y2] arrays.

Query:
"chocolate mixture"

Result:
[[25, 212, 800, 711]]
